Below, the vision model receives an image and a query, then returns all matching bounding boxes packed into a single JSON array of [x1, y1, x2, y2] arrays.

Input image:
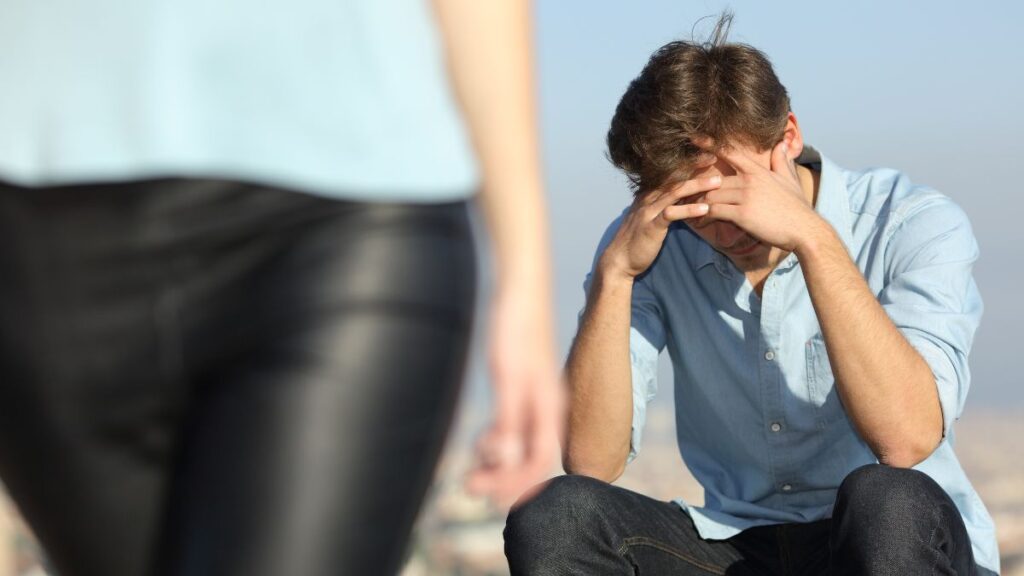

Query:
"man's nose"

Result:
[[716, 222, 746, 247]]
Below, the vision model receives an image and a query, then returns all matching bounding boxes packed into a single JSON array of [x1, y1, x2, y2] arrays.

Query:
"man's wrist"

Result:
[[793, 214, 841, 261], [595, 257, 638, 286]]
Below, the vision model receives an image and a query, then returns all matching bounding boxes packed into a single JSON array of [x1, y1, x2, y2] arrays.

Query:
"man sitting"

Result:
[[504, 13, 998, 576]]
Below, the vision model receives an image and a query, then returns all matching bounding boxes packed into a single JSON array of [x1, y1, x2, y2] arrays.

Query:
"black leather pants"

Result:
[[0, 178, 477, 576]]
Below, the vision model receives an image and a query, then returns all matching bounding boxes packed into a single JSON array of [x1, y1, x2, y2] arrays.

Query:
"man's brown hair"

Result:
[[606, 12, 791, 197]]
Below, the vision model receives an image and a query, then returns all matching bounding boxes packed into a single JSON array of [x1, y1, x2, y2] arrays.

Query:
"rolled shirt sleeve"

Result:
[[625, 324, 661, 463], [877, 196, 983, 437], [578, 210, 668, 465]]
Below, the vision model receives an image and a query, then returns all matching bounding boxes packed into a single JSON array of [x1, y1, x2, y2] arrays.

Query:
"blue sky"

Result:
[[523, 1, 1024, 408]]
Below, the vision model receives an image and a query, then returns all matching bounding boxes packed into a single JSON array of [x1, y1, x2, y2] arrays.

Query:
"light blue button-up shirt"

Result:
[[0, 0, 477, 203], [581, 147, 999, 573]]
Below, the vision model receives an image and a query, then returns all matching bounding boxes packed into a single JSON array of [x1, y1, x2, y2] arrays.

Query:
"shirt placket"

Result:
[[759, 257, 798, 495]]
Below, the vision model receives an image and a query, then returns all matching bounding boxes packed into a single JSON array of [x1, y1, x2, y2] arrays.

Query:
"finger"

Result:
[[478, 429, 525, 469], [687, 212, 714, 230], [479, 390, 561, 506], [464, 431, 521, 495], [643, 154, 718, 206], [660, 202, 709, 223], [468, 367, 562, 503], [702, 187, 746, 206], [464, 450, 538, 506], [467, 431, 501, 476], [652, 175, 721, 212], [705, 202, 743, 225]]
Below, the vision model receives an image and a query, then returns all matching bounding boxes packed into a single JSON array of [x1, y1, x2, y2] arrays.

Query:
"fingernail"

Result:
[[696, 203, 709, 214], [708, 176, 721, 185]]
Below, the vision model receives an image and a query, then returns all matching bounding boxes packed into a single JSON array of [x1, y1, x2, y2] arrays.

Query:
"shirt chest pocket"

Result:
[[805, 334, 846, 426]]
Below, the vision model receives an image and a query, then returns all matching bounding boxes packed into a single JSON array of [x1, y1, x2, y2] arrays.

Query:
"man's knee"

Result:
[[831, 464, 974, 573], [833, 463, 963, 550], [835, 463, 949, 526], [503, 474, 618, 564], [505, 474, 614, 536]]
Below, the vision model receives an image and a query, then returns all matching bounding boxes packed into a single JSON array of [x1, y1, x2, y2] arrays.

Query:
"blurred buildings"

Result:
[[2, 406, 1022, 575]]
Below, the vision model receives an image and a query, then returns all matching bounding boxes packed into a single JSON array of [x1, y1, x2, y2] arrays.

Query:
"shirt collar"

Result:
[[692, 233, 720, 272], [690, 145, 853, 273], [803, 145, 855, 252]]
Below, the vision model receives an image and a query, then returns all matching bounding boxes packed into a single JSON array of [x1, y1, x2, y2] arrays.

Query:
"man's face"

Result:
[[680, 141, 789, 273]]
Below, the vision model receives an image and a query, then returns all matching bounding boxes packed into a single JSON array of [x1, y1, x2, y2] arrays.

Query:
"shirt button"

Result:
[[764, 350, 775, 361], [770, 422, 782, 433], [781, 484, 793, 492]]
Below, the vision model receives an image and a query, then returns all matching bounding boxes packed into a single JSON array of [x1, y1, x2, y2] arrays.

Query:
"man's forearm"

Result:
[[563, 267, 636, 481], [796, 221, 942, 468]]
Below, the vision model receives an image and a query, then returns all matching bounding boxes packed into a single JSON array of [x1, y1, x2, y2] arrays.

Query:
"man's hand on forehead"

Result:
[[599, 170, 722, 279], [679, 137, 821, 252]]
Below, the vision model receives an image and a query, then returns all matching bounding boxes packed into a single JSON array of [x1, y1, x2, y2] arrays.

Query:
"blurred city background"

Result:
[[2, 0, 1023, 574]]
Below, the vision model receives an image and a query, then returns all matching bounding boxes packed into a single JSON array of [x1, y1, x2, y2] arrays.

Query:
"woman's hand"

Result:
[[465, 288, 565, 509]]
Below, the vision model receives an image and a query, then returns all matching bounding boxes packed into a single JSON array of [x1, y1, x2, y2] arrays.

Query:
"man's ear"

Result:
[[782, 111, 804, 160]]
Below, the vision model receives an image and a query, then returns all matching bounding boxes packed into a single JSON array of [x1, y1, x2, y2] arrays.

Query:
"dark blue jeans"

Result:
[[504, 464, 994, 575]]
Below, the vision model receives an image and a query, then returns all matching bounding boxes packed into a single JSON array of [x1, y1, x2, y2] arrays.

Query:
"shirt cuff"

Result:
[[905, 333, 961, 438], [626, 327, 660, 464]]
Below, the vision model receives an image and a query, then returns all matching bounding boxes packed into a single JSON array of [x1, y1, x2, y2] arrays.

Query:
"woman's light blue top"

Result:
[[0, 0, 478, 202]]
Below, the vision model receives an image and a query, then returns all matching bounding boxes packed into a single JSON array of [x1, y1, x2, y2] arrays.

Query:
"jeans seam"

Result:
[[618, 536, 727, 575], [926, 507, 942, 576]]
